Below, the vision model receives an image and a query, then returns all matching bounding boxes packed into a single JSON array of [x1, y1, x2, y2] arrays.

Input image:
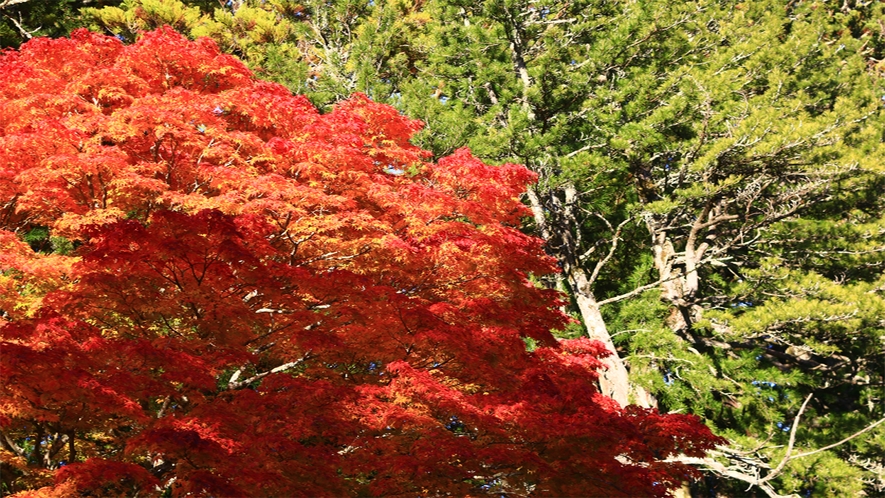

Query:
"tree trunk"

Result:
[[571, 269, 631, 406], [507, 13, 653, 408], [527, 188, 655, 408]]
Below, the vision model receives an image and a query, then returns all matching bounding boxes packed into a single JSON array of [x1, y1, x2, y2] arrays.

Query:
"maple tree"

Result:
[[0, 28, 721, 496], [77, 0, 885, 494]]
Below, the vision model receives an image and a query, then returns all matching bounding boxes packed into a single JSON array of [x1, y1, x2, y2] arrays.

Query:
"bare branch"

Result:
[[3, 11, 39, 40], [227, 352, 312, 390], [790, 416, 885, 461], [0, 0, 33, 9], [587, 215, 633, 286], [675, 454, 792, 498], [596, 273, 690, 306], [761, 393, 813, 483], [0, 430, 26, 458], [677, 396, 885, 497]]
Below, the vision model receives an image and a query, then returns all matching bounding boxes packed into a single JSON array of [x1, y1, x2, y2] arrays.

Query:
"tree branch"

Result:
[[0, 0, 33, 9], [596, 273, 687, 306], [0, 430, 26, 458], [760, 393, 812, 483], [587, 215, 633, 286], [3, 11, 39, 40], [790, 416, 885, 461], [227, 352, 312, 390]]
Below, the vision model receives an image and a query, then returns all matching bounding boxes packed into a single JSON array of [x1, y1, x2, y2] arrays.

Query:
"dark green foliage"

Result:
[[0, 0, 124, 48]]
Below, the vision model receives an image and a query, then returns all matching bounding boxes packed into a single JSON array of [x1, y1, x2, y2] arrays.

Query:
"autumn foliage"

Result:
[[0, 28, 720, 496]]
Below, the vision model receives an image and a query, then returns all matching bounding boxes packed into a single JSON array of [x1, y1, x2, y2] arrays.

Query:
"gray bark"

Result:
[[527, 187, 655, 408]]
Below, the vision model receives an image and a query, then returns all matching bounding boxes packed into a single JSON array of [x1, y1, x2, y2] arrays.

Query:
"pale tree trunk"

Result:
[[645, 200, 735, 334], [648, 223, 694, 333], [571, 271, 655, 407], [505, 11, 653, 408], [527, 188, 655, 408], [571, 269, 631, 406]]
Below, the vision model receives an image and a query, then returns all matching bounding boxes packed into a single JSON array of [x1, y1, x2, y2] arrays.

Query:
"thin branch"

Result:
[[692, 213, 741, 235], [227, 352, 312, 390], [0, 0, 33, 9], [790, 416, 885, 461], [587, 215, 633, 286], [564, 142, 606, 158], [3, 11, 39, 40], [596, 277, 671, 306], [761, 393, 812, 483]]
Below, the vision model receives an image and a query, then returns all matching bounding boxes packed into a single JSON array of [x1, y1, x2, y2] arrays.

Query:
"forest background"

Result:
[[2, 0, 885, 496]]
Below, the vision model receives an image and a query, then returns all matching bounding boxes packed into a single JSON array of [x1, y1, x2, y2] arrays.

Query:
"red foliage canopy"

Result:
[[0, 28, 721, 497]]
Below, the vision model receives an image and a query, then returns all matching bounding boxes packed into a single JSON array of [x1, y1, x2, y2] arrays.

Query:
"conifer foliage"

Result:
[[0, 28, 720, 496]]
